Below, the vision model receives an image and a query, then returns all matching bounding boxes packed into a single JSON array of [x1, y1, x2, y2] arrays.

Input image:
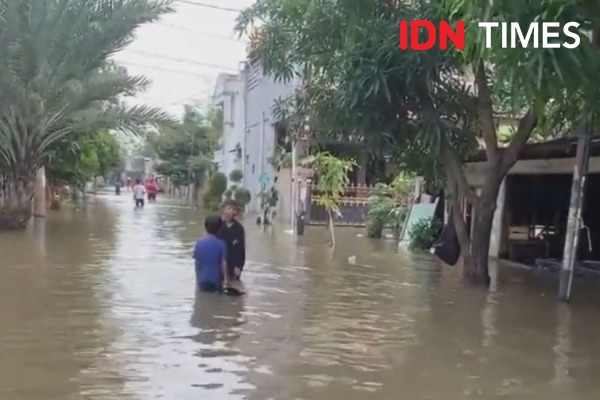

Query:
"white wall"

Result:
[[213, 73, 244, 181], [242, 61, 299, 212]]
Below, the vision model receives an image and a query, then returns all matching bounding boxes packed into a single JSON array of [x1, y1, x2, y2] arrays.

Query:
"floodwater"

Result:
[[2, 194, 600, 400]]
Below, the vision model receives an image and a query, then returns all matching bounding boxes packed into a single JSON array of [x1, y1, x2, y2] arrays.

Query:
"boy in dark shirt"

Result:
[[193, 215, 229, 292], [216, 200, 246, 281]]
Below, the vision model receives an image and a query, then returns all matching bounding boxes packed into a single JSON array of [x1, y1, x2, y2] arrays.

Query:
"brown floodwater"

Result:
[[2, 193, 600, 399]]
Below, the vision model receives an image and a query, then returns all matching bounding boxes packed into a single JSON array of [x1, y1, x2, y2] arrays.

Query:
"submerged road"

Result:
[[1, 194, 600, 399]]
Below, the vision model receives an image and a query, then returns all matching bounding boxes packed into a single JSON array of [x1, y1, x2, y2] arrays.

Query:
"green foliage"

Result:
[[409, 217, 443, 251], [267, 145, 292, 170], [303, 151, 355, 228], [234, 187, 252, 206], [209, 172, 228, 196], [366, 183, 395, 239], [237, 0, 600, 183], [237, 0, 600, 276], [151, 105, 220, 185], [203, 172, 227, 210], [0, 0, 174, 212], [229, 169, 243, 183], [46, 131, 123, 187], [365, 176, 413, 238], [390, 173, 415, 196]]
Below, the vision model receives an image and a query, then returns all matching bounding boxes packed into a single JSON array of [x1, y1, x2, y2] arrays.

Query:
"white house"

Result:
[[212, 72, 245, 180], [212, 61, 301, 213]]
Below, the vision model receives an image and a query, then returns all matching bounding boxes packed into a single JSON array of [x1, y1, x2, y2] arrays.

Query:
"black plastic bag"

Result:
[[432, 218, 461, 266]]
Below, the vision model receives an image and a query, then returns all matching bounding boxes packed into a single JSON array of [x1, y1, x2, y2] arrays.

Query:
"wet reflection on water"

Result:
[[1, 194, 600, 399]]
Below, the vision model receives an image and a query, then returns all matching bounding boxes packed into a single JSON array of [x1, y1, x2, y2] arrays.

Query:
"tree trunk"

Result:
[[328, 209, 336, 247], [468, 196, 497, 284], [0, 179, 34, 231]]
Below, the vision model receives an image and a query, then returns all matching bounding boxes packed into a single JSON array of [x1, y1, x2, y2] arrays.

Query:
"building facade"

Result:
[[212, 73, 245, 180], [459, 138, 600, 266], [213, 62, 301, 213]]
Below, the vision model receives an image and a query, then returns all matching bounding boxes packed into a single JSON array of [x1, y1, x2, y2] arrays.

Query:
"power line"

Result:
[[115, 60, 217, 78], [125, 49, 238, 72], [155, 21, 247, 43], [127, 91, 213, 106], [167, 89, 214, 105], [176, 0, 242, 12]]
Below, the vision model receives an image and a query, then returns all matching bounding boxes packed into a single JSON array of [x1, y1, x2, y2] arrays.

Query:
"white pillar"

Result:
[[33, 167, 46, 217], [488, 178, 506, 257]]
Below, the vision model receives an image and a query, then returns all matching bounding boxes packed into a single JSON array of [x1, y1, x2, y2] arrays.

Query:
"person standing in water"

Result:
[[193, 215, 229, 292], [132, 178, 146, 208], [146, 177, 157, 202], [217, 200, 246, 281]]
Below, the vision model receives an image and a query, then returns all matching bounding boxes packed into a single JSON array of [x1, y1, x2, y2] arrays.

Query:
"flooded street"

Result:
[[2, 194, 600, 399]]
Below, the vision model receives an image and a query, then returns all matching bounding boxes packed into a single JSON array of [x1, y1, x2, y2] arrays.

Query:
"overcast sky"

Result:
[[112, 0, 255, 118]]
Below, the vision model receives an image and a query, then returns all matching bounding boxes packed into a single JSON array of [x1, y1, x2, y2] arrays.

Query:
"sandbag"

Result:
[[432, 218, 461, 266]]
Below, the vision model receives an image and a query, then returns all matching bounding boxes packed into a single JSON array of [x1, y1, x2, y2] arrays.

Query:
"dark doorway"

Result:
[[503, 173, 600, 264], [582, 174, 600, 261]]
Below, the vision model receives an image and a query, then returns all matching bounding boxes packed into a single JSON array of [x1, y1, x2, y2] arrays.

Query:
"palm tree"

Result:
[[0, 0, 174, 230]]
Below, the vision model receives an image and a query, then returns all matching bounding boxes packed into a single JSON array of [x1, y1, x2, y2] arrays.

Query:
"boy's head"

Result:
[[204, 215, 222, 235], [221, 200, 239, 221], [136, 178, 141, 184]]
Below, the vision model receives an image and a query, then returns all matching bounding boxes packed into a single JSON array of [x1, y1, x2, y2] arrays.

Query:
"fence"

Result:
[[306, 184, 374, 226]]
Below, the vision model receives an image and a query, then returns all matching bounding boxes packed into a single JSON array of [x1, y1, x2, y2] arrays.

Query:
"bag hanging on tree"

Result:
[[432, 217, 461, 266]]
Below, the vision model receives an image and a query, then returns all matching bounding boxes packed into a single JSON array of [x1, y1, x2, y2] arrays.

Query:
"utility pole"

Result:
[[291, 136, 297, 231], [185, 105, 195, 207], [559, 119, 592, 302], [559, 28, 598, 302], [188, 131, 194, 206]]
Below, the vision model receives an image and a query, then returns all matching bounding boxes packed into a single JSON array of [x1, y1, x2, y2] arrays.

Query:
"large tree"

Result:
[[0, 0, 173, 230], [236, 0, 600, 283], [151, 105, 221, 192], [46, 130, 123, 196]]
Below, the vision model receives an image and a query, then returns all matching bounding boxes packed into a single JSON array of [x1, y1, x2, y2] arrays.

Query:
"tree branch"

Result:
[[500, 108, 537, 173], [474, 60, 498, 162], [441, 134, 479, 206]]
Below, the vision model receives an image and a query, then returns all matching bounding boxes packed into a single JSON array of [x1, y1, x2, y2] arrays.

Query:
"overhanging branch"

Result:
[[501, 108, 537, 173]]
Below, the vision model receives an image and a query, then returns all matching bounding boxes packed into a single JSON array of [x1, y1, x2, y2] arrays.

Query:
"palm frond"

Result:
[[0, 0, 174, 182]]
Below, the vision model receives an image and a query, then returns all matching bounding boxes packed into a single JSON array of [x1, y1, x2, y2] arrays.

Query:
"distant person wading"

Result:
[[146, 177, 158, 202], [132, 179, 146, 208]]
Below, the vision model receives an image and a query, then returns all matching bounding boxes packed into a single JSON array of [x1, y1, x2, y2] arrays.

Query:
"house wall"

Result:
[[242, 61, 300, 213], [213, 73, 245, 181], [464, 156, 600, 258], [276, 167, 293, 223]]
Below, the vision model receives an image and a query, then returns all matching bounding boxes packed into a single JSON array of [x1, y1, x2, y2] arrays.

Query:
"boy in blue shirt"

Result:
[[193, 215, 229, 292]]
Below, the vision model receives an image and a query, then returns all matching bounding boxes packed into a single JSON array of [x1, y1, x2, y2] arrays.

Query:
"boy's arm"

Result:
[[239, 225, 246, 267], [221, 241, 229, 286]]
